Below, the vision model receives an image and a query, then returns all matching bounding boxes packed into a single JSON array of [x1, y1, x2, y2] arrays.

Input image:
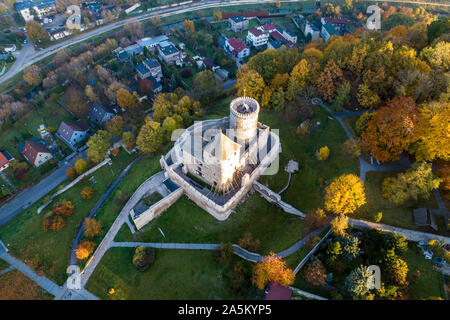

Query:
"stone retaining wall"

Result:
[[132, 187, 184, 230]]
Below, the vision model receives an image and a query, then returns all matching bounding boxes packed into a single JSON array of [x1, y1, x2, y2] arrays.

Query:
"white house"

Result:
[[22, 140, 53, 168], [246, 27, 269, 47], [225, 38, 250, 60], [14, 0, 56, 22]]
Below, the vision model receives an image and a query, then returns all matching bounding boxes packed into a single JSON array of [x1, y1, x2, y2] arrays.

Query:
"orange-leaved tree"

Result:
[[252, 252, 295, 290], [76, 241, 96, 260], [361, 96, 418, 163]]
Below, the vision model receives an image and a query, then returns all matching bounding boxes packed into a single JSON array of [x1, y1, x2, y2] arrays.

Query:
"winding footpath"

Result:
[[68, 155, 143, 265]]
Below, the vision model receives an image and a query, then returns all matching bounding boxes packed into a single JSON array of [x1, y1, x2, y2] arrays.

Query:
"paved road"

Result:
[[0, 152, 86, 228], [0, 0, 304, 86], [68, 155, 143, 265]]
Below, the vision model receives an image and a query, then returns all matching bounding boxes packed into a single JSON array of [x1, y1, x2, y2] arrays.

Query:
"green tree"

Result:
[[136, 117, 163, 154], [132, 246, 155, 271], [74, 158, 87, 176], [332, 82, 350, 111], [26, 21, 49, 44], [381, 162, 440, 205], [343, 265, 373, 298], [192, 70, 222, 104], [86, 130, 112, 164]]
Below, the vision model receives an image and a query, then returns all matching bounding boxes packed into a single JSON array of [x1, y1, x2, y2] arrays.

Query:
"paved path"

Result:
[[349, 218, 450, 245], [311, 98, 411, 181], [68, 155, 143, 265], [0, 251, 62, 296], [0, 265, 14, 276], [0, 152, 86, 228], [79, 171, 166, 287]]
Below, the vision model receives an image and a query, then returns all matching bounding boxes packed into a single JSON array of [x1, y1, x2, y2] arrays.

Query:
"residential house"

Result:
[[57, 120, 89, 148], [246, 27, 269, 47], [14, 0, 56, 22], [22, 140, 53, 168], [137, 36, 169, 51], [123, 43, 144, 57], [0, 151, 13, 172], [282, 29, 298, 43], [49, 28, 71, 41], [300, 20, 321, 40], [225, 38, 250, 60], [321, 17, 348, 32], [158, 42, 181, 65], [321, 22, 339, 42], [228, 15, 249, 32], [143, 58, 162, 81], [88, 102, 115, 125], [4, 44, 16, 53]]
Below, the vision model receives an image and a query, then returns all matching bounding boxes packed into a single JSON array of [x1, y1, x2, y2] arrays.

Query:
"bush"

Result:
[[303, 258, 327, 287], [306, 208, 329, 229], [331, 215, 349, 236], [238, 233, 260, 252], [343, 138, 362, 158], [14, 167, 28, 181], [42, 212, 66, 232], [373, 212, 383, 223], [317, 146, 330, 160], [215, 243, 234, 265], [306, 235, 322, 250], [81, 186, 94, 199], [74, 158, 87, 175], [132, 246, 155, 271]]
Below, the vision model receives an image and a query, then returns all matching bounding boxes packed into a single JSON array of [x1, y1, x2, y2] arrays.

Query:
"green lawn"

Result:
[[402, 243, 445, 299], [342, 116, 359, 138], [86, 247, 261, 300], [0, 270, 54, 300], [0, 259, 9, 271], [358, 171, 448, 236], [0, 149, 136, 285]]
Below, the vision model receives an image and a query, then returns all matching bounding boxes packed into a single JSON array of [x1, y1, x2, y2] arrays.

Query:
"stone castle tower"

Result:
[[229, 96, 260, 142]]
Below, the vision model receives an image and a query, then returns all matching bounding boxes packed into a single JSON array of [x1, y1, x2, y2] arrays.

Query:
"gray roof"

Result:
[[88, 103, 114, 124], [413, 208, 438, 230], [158, 43, 179, 56], [14, 0, 56, 11]]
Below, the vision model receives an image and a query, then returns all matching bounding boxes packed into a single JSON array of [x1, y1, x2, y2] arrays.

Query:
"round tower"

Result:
[[229, 96, 260, 142]]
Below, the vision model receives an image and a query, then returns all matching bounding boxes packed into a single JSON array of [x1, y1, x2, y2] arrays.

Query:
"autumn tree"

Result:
[[213, 9, 222, 21], [23, 65, 42, 86], [105, 115, 125, 138], [343, 138, 362, 158], [318, 146, 330, 160], [66, 167, 77, 180], [136, 117, 163, 154], [412, 101, 450, 162], [252, 253, 295, 290], [436, 165, 450, 200], [331, 215, 349, 236], [116, 88, 135, 109], [325, 174, 366, 215], [238, 233, 261, 252], [75, 241, 96, 260], [236, 68, 269, 107], [306, 208, 329, 229], [81, 186, 94, 199], [303, 258, 327, 287], [362, 97, 418, 163], [83, 218, 102, 238], [26, 21, 49, 44], [122, 131, 136, 150], [86, 130, 112, 164], [53, 200, 75, 217], [315, 60, 344, 102], [74, 158, 87, 176], [183, 19, 195, 32], [42, 212, 66, 232], [247, 49, 279, 83], [381, 162, 440, 205]]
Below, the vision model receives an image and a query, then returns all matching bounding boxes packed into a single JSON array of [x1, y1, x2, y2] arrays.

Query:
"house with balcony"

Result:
[[225, 38, 250, 60], [246, 27, 269, 47]]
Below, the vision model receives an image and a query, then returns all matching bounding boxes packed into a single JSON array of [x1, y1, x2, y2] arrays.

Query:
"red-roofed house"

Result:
[[261, 23, 277, 32], [0, 151, 12, 172], [57, 120, 90, 148], [246, 27, 269, 47], [22, 141, 53, 168], [264, 281, 292, 300], [225, 38, 250, 59]]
